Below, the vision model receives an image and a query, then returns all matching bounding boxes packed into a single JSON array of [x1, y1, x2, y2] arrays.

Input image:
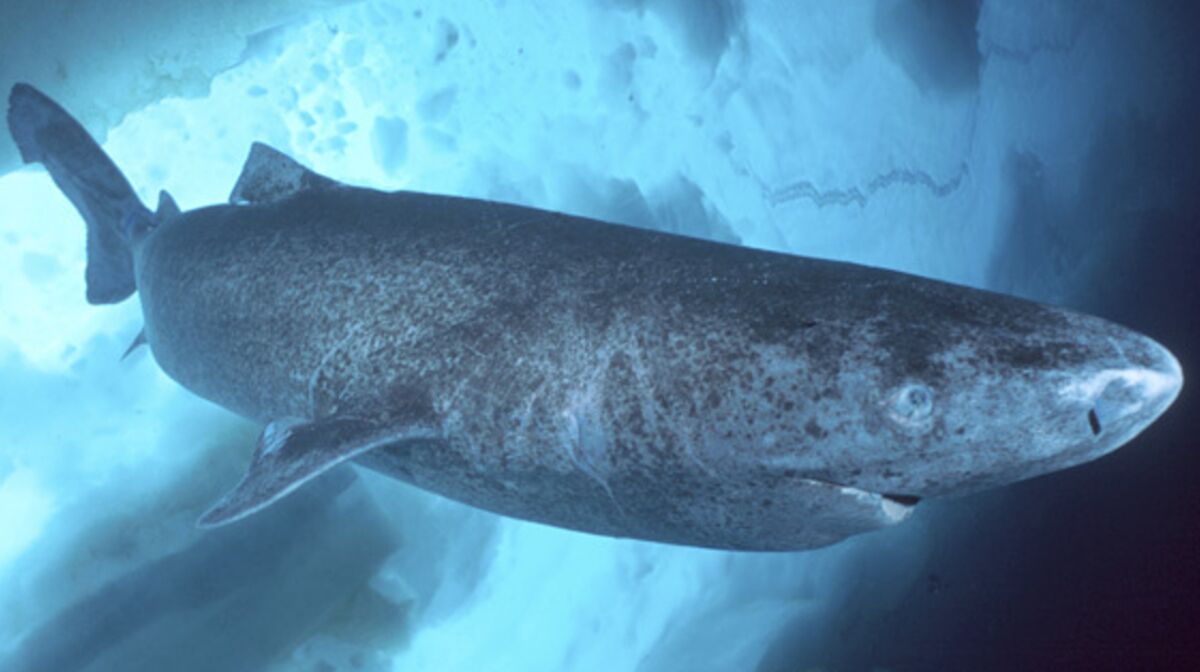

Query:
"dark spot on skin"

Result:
[[1088, 408, 1102, 436], [706, 390, 721, 409], [955, 426, 965, 435], [804, 419, 828, 439], [745, 312, 821, 344], [654, 388, 672, 409]]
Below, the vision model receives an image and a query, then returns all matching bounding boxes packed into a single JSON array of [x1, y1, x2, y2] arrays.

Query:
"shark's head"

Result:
[[833, 283, 1183, 501]]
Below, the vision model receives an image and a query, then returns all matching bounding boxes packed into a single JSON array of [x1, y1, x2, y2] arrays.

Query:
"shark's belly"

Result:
[[348, 321, 889, 550], [355, 429, 903, 551]]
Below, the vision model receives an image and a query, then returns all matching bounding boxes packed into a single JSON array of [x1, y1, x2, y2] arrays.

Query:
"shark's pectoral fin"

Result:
[[229, 142, 339, 205], [198, 414, 442, 528]]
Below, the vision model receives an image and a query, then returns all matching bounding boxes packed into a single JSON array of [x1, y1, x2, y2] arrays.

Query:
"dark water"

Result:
[[767, 2, 1200, 669]]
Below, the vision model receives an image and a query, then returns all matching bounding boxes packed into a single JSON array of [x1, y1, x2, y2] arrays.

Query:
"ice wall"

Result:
[[0, 1, 1184, 670], [0, 0, 357, 174]]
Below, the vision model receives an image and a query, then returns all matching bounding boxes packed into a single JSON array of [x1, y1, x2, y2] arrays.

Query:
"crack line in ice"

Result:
[[767, 163, 969, 208]]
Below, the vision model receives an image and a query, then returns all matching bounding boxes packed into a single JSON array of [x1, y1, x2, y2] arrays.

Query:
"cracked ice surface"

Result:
[[0, 1, 1172, 670]]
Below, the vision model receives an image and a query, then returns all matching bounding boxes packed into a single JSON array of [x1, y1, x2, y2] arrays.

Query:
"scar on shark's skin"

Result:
[[6, 82, 1183, 551]]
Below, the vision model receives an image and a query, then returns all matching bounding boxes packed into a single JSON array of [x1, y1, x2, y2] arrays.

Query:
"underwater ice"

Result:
[[0, 1, 1157, 669]]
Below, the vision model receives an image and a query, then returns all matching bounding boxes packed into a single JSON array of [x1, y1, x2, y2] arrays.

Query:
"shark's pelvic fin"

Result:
[[228, 142, 338, 205], [198, 412, 443, 528], [121, 328, 147, 361]]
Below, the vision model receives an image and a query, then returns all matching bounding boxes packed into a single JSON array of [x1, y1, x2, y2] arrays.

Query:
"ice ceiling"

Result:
[[0, 1, 1178, 670]]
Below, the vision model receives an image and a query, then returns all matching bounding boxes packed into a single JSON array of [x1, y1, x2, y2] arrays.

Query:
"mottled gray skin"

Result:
[[135, 183, 1181, 550], [7, 81, 1180, 551]]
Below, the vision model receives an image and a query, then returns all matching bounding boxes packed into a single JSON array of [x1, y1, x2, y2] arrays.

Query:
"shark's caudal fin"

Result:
[[6, 84, 152, 304]]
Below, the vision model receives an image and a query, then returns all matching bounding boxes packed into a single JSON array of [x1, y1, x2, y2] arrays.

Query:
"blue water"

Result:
[[1, 1, 1197, 670]]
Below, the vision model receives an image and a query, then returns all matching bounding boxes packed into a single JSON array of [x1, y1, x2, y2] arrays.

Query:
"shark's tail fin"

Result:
[[6, 83, 151, 304]]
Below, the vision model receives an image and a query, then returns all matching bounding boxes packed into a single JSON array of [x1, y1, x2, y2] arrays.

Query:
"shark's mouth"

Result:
[[810, 476, 924, 510], [870, 491, 922, 524], [881, 493, 922, 506], [809, 477, 924, 525]]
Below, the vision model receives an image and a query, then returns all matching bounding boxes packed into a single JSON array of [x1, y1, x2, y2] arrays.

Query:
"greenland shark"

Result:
[[6, 83, 1183, 550]]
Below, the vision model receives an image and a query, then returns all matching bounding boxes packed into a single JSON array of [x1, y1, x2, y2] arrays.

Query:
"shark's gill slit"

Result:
[[1087, 408, 1102, 436]]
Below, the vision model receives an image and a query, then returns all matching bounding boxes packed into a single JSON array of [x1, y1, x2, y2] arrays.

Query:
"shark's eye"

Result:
[[887, 382, 935, 427]]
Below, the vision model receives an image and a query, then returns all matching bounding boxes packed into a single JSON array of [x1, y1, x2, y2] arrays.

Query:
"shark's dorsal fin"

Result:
[[228, 142, 338, 205], [197, 410, 443, 528], [155, 190, 180, 221]]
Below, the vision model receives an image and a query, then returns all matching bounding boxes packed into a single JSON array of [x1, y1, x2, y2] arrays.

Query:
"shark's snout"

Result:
[[1066, 334, 1182, 448], [1103, 337, 1182, 430], [912, 324, 1185, 500]]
